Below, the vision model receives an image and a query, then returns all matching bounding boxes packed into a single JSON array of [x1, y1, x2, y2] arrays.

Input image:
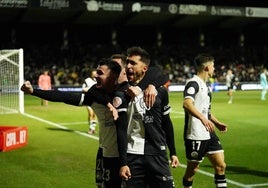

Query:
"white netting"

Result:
[[0, 49, 24, 114]]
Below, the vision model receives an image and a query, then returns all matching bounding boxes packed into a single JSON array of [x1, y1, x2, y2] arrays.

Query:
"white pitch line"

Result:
[[59, 121, 88, 125], [246, 183, 268, 187], [23, 113, 267, 188], [22, 113, 99, 141], [179, 164, 249, 187]]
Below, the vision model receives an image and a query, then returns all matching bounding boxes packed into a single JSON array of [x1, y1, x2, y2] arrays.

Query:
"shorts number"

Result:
[[103, 169, 111, 181], [192, 141, 201, 151], [96, 158, 103, 170]]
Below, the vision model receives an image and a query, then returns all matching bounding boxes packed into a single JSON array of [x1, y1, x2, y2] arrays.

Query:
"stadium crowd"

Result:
[[1, 27, 267, 87], [21, 43, 267, 87]]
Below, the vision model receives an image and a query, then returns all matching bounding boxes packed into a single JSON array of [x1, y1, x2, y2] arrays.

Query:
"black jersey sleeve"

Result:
[[158, 87, 177, 157], [162, 114, 177, 157], [85, 85, 111, 105], [113, 90, 129, 167], [115, 111, 128, 166], [138, 66, 169, 90], [32, 89, 82, 106], [183, 81, 199, 99]]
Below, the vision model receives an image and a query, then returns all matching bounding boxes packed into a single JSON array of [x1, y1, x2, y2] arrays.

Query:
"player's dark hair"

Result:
[[111, 54, 127, 67], [194, 53, 214, 72], [98, 58, 121, 79], [126, 46, 150, 65]]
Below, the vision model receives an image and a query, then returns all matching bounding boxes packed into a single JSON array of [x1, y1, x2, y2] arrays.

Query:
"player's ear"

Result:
[[204, 66, 209, 72], [143, 65, 148, 72]]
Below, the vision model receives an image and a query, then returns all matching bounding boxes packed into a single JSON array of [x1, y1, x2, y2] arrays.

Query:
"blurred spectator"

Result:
[[38, 69, 52, 106], [260, 67, 268, 100]]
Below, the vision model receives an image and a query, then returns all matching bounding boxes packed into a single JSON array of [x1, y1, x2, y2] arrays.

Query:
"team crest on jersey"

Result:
[[191, 151, 198, 159], [187, 86, 195, 95], [144, 115, 153, 123], [113, 97, 122, 108]]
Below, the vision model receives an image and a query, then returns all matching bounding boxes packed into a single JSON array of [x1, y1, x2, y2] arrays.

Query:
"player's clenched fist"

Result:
[[21, 81, 34, 94]]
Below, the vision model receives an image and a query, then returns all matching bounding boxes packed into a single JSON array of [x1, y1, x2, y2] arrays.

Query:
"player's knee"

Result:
[[215, 162, 226, 173]]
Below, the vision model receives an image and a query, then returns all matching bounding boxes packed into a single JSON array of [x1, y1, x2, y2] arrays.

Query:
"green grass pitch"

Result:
[[0, 90, 267, 188]]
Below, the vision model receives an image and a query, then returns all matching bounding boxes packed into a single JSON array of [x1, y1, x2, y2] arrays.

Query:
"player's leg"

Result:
[[227, 88, 233, 104], [87, 106, 97, 134], [126, 154, 146, 188], [102, 157, 122, 188], [261, 87, 267, 100], [182, 139, 207, 188], [207, 134, 227, 188], [146, 155, 175, 188], [44, 99, 48, 106], [183, 161, 199, 188], [95, 148, 104, 188], [207, 152, 227, 188]]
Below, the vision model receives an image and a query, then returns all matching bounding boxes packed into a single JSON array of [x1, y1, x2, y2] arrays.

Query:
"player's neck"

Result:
[[197, 72, 209, 82]]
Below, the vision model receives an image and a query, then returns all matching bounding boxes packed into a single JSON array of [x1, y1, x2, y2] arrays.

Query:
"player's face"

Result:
[[126, 55, 147, 84], [206, 61, 215, 78], [95, 65, 116, 92]]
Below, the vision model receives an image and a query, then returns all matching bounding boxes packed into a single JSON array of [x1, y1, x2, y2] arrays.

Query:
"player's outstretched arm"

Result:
[[22, 81, 82, 105]]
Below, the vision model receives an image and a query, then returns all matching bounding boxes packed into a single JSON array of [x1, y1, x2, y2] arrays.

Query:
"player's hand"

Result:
[[126, 86, 141, 98], [144, 84, 157, 108], [21, 81, 34, 94], [201, 118, 215, 132], [119, 165, 131, 180], [170, 155, 179, 168], [215, 122, 228, 132], [107, 102, 118, 120]]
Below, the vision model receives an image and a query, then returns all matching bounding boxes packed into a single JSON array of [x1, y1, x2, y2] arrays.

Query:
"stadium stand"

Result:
[[0, 1, 267, 86]]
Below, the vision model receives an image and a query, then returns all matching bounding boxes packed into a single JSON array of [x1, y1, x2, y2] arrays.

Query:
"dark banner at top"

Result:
[[0, 0, 267, 18]]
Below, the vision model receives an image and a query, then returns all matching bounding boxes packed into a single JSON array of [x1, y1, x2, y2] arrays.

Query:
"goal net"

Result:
[[0, 49, 24, 114]]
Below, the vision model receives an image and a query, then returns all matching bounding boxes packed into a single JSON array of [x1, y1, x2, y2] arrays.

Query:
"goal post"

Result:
[[0, 49, 24, 114]]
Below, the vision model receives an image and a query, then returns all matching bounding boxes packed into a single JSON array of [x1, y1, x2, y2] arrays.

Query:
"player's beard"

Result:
[[133, 70, 144, 85]]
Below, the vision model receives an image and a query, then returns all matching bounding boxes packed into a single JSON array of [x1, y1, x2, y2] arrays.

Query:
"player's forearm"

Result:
[[183, 101, 205, 122], [32, 89, 81, 106], [86, 86, 110, 106], [162, 115, 177, 156], [210, 114, 220, 125]]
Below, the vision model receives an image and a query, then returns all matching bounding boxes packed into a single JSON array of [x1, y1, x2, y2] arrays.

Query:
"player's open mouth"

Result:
[[126, 71, 134, 76]]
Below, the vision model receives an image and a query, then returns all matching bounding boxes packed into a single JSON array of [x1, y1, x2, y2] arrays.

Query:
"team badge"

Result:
[[191, 151, 198, 159], [187, 86, 195, 95], [113, 97, 122, 108]]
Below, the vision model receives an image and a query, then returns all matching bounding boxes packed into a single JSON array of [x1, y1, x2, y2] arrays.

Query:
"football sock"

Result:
[[183, 178, 192, 188], [214, 174, 227, 188]]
